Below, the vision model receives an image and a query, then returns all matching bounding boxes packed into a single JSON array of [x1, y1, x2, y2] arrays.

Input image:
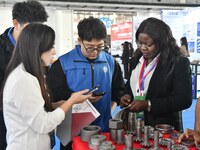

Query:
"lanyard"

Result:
[[138, 58, 158, 95], [7, 28, 16, 46]]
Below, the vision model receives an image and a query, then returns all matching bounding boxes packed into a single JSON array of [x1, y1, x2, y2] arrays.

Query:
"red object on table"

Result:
[[72, 132, 196, 150]]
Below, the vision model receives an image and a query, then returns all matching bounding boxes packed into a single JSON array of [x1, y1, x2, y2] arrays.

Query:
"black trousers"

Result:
[[123, 61, 129, 79], [60, 141, 72, 150], [0, 111, 6, 150]]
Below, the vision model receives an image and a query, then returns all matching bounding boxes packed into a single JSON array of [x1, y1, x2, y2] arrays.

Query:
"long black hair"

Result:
[[180, 37, 188, 51], [134, 17, 181, 66], [0, 23, 55, 111]]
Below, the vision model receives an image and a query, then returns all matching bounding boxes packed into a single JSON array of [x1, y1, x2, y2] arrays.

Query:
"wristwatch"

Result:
[[147, 100, 151, 112]]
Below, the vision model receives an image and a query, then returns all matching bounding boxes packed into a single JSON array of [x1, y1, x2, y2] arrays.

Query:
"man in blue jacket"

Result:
[[46, 16, 124, 150]]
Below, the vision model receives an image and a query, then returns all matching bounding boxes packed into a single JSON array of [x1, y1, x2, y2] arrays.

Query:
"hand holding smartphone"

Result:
[[92, 92, 106, 96], [86, 85, 99, 95], [86, 85, 106, 97]]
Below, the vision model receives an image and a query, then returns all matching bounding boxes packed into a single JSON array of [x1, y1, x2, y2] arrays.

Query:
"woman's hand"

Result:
[[59, 89, 92, 113], [120, 94, 131, 108], [70, 89, 92, 104], [178, 128, 200, 145]]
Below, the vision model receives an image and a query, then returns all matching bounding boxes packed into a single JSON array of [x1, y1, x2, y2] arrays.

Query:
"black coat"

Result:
[[0, 27, 14, 150], [125, 56, 192, 131]]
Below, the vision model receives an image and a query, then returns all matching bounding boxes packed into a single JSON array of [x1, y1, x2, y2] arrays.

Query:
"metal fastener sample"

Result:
[[110, 129, 117, 141], [167, 140, 172, 150], [133, 119, 142, 143], [149, 132, 163, 140], [90, 134, 106, 144], [149, 130, 163, 150], [141, 126, 152, 148], [89, 134, 106, 150], [124, 134, 133, 150], [159, 138, 175, 147], [80, 125, 101, 142], [99, 141, 116, 150], [115, 128, 125, 145], [171, 144, 189, 150], [109, 119, 123, 129], [127, 112, 136, 135]]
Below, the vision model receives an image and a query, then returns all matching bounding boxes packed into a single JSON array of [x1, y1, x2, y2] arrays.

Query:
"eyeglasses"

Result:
[[82, 40, 104, 54]]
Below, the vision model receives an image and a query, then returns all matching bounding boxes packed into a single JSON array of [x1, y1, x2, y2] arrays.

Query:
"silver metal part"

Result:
[[167, 140, 172, 150], [155, 124, 174, 134], [141, 126, 152, 148], [110, 129, 117, 141], [149, 130, 163, 150], [89, 134, 106, 150], [127, 112, 136, 135], [149, 132, 163, 140], [124, 134, 133, 150], [109, 119, 123, 129], [159, 138, 175, 147], [80, 125, 101, 142], [133, 119, 142, 143], [115, 128, 125, 145], [171, 144, 189, 150], [99, 141, 116, 150]]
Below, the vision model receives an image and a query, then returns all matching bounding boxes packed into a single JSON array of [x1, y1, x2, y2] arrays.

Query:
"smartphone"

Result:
[[93, 92, 106, 96], [86, 85, 99, 95]]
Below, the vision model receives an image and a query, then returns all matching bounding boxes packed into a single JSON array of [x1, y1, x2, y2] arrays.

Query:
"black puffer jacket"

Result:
[[0, 27, 14, 150]]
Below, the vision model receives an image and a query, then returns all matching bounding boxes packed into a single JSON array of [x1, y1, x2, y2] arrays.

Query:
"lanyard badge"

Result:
[[138, 58, 158, 96], [135, 58, 158, 119]]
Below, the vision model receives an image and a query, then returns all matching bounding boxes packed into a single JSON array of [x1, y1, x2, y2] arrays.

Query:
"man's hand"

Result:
[[128, 100, 148, 112], [120, 94, 131, 108]]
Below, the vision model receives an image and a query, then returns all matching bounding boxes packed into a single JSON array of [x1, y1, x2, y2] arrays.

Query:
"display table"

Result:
[[72, 132, 196, 150]]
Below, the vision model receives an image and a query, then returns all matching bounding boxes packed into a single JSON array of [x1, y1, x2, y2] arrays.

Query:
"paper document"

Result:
[[56, 100, 100, 146]]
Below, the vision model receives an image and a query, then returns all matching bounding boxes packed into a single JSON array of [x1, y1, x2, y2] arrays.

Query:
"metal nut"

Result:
[[109, 119, 123, 129]]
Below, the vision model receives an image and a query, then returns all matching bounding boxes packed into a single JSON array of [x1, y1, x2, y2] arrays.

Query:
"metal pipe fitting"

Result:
[[89, 134, 106, 150], [110, 129, 117, 141], [109, 119, 123, 129], [124, 134, 133, 150], [99, 141, 116, 150], [115, 128, 125, 145], [80, 125, 101, 142]]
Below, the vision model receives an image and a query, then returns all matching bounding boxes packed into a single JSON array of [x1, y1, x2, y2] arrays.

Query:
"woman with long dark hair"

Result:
[[120, 17, 192, 132], [0, 23, 91, 150], [180, 36, 190, 57]]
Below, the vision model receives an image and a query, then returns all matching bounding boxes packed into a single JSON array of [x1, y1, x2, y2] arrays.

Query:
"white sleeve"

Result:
[[12, 76, 65, 134]]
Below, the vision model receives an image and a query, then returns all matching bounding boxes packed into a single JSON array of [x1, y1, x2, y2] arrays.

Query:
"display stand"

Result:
[[190, 60, 200, 99]]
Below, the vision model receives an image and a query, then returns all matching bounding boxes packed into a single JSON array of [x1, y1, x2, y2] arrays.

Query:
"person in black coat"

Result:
[[0, 1, 48, 149], [121, 41, 130, 79], [120, 17, 192, 132]]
